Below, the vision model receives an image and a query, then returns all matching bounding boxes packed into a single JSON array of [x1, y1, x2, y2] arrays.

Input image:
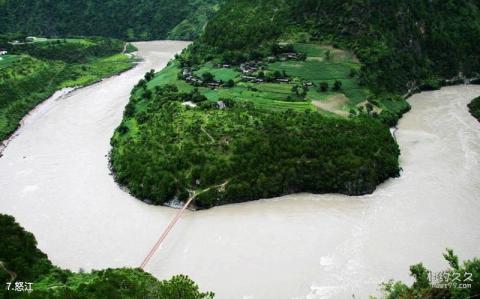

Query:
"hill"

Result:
[[0, 0, 220, 41], [110, 0, 480, 208], [197, 0, 480, 93]]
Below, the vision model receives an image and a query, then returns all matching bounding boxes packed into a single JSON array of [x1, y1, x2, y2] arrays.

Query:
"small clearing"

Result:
[[312, 94, 349, 116]]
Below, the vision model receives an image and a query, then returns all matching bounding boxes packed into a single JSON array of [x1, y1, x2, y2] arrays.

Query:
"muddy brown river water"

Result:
[[0, 41, 479, 298]]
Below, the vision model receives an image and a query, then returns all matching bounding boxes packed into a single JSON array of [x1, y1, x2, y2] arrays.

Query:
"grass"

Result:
[[147, 62, 192, 92], [0, 55, 18, 69], [32, 38, 94, 45], [267, 43, 368, 114], [269, 60, 353, 81], [194, 62, 240, 81], [59, 54, 134, 87]]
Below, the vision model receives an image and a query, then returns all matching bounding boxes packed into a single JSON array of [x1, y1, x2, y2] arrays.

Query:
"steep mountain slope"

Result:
[[196, 0, 480, 93], [0, 0, 220, 41]]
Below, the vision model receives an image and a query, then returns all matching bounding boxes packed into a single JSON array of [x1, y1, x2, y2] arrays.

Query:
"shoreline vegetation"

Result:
[[379, 249, 480, 299], [110, 43, 403, 209], [2, 213, 479, 299], [110, 0, 480, 210], [0, 214, 214, 299], [0, 36, 138, 146], [468, 96, 480, 122]]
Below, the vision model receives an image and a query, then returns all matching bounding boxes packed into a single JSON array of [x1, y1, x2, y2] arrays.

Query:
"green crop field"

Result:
[[194, 62, 240, 81], [31, 37, 94, 45], [147, 62, 193, 92], [269, 60, 352, 81], [145, 43, 370, 115], [266, 43, 369, 113]]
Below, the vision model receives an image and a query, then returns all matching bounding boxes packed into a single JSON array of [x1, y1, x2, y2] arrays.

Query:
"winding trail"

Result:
[[0, 41, 479, 299]]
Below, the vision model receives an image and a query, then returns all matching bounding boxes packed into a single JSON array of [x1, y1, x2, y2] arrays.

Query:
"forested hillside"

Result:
[[0, 214, 214, 299], [195, 0, 480, 94], [0, 0, 220, 41], [111, 0, 480, 208]]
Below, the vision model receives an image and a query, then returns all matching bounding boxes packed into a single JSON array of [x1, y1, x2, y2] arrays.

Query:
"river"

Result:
[[0, 41, 479, 299]]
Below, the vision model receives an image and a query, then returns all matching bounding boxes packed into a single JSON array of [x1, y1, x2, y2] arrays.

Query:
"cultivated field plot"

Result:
[[147, 43, 371, 115]]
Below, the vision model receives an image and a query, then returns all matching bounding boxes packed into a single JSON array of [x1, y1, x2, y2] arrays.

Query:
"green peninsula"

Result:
[[111, 0, 480, 209]]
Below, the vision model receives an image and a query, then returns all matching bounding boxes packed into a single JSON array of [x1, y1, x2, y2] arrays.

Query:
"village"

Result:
[[179, 48, 308, 89]]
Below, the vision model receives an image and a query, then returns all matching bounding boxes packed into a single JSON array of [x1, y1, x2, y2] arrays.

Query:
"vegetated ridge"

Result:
[[0, 0, 221, 41], [0, 37, 136, 142]]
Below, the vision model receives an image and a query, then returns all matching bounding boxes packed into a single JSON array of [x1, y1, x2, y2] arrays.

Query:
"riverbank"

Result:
[[468, 96, 480, 122], [0, 61, 141, 158], [0, 41, 478, 298], [0, 39, 137, 143]]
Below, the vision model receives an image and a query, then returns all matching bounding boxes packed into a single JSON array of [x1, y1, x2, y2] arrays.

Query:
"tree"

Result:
[[143, 89, 152, 100], [201, 72, 214, 83], [382, 250, 480, 299], [325, 50, 331, 61], [319, 82, 329, 92], [291, 85, 299, 96], [301, 86, 309, 97], [224, 79, 235, 87], [332, 80, 342, 91], [0, 214, 52, 285], [410, 263, 431, 290], [349, 68, 358, 77], [144, 69, 155, 81], [443, 248, 459, 270]]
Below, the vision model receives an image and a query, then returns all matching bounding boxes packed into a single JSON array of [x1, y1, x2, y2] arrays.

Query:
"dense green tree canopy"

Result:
[[381, 249, 480, 299], [0, 37, 134, 141], [468, 96, 480, 122], [0, 0, 220, 41], [111, 84, 400, 208], [195, 0, 480, 94], [0, 215, 52, 286], [109, 0, 480, 209]]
